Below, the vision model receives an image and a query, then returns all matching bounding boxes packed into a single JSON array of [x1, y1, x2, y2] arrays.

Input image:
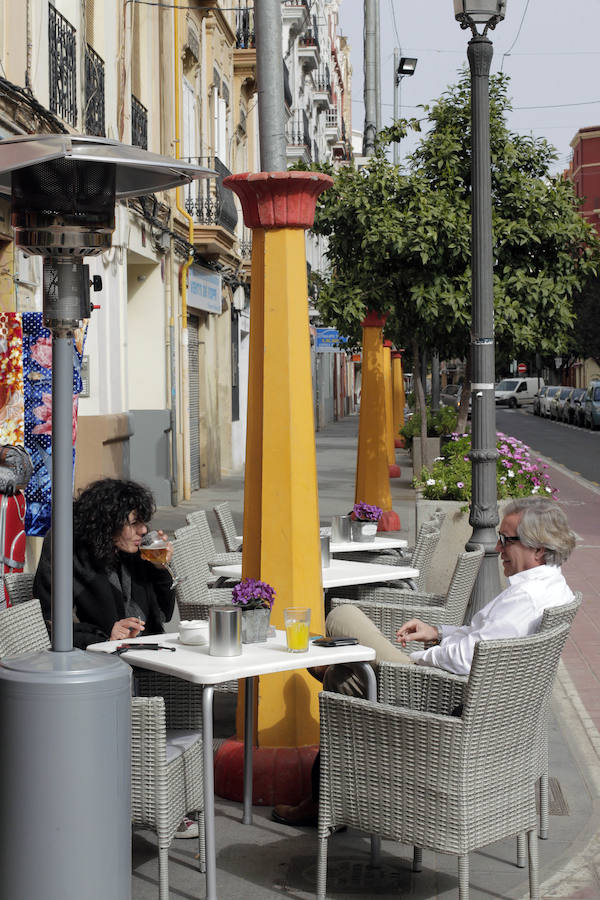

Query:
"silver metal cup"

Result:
[[320, 534, 331, 568], [208, 606, 242, 657], [331, 515, 352, 543]]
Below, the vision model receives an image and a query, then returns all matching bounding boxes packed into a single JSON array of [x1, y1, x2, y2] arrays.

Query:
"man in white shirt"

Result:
[[272, 496, 576, 825]]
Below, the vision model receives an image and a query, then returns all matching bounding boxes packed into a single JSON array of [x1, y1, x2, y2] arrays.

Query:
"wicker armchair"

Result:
[[131, 696, 205, 900], [0, 598, 50, 656], [213, 502, 243, 552], [186, 509, 242, 567], [3, 572, 36, 607], [171, 525, 236, 621], [331, 546, 484, 652], [317, 622, 571, 900], [334, 523, 441, 591]]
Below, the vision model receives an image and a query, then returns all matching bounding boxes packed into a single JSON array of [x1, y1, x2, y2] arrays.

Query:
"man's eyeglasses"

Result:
[[497, 533, 520, 547]]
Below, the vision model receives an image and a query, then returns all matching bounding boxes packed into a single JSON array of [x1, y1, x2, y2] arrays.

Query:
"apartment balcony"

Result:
[[298, 30, 320, 71], [286, 108, 311, 164], [313, 64, 331, 110], [84, 45, 105, 137], [282, 0, 309, 30], [325, 108, 340, 143], [185, 157, 239, 261], [131, 96, 148, 150], [234, 5, 256, 82], [48, 5, 77, 127]]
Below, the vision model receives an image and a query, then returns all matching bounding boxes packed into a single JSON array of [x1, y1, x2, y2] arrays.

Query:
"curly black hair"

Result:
[[73, 478, 155, 568]]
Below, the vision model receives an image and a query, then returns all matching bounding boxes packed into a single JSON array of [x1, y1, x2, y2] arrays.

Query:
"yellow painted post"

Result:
[[383, 340, 401, 477], [392, 350, 406, 445], [354, 312, 400, 531], [224, 171, 332, 748]]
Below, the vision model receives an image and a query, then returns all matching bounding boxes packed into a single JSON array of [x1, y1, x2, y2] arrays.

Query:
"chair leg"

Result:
[[516, 832, 526, 868], [197, 808, 206, 873], [539, 774, 549, 839], [412, 847, 423, 872], [316, 836, 329, 900], [458, 854, 469, 900], [158, 845, 170, 900], [370, 835, 381, 867], [528, 827, 540, 899]]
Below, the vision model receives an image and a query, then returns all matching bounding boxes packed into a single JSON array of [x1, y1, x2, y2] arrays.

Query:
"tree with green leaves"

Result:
[[303, 70, 600, 436]]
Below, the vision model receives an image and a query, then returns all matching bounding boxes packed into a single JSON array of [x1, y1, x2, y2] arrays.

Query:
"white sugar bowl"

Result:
[[178, 620, 209, 646]]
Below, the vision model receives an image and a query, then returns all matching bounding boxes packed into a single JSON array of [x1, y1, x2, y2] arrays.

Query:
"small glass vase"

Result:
[[241, 607, 271, 643], [351, 520, 378, 543]]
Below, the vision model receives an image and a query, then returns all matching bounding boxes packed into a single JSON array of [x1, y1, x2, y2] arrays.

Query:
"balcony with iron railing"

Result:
[[325, 107, 340, 143], [298, 28, 320, 71], [235, 5, 255, 49], [286, 108, 311, 164], [282, 0, 309, 29], [313, 64, 331, 109], [49, 4, 77, 127], [131, 96, 148, 150], [84, 45, 105, 137], [185, 157, 239, 259]]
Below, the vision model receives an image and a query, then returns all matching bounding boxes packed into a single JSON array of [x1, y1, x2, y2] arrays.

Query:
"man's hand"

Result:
[[396, 619, 439, 647], [110, 617, 145, 641]]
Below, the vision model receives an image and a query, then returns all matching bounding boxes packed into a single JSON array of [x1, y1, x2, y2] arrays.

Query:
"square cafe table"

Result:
[[329, 534, 408, 554], [211, 557, 419, 590], [89, 630, 376, 900]]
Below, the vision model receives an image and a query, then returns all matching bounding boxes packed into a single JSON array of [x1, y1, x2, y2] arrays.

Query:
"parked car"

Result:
[[440, 383, 462, 409], [495, 377, 543, 409], [563, 387, 586, 425], [533, 385, 547, 416], [539, 385, 560, 417], [549, 386, 572, 421], [583, 381, 600, 430]]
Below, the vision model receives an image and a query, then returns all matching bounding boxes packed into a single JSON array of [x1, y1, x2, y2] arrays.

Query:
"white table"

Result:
[[211, 557, 419, 590], [89, 631, 376, 900], [330, 535, 407, 554]]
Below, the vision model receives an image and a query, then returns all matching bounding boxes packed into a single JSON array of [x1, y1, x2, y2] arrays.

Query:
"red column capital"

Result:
[[383, 340, 393, 348], [223, 171, 333, 229], [360, 310, 388, 329]]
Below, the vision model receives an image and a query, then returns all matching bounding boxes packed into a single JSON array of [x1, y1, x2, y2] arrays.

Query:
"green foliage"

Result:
[[400, 405, 458, 447], [415, 432, 556, 501], [301, 71, 600, 360], [570, 275, 600, 364]]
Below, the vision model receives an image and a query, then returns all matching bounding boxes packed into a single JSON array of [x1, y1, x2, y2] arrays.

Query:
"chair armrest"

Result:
[[377, 660, 467, 713], [355, 586, 444, 606], [133, 671, 204, 730]]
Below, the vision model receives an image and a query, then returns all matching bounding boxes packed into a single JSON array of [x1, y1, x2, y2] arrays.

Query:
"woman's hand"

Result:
[[396, 619, 438, 647], [110, 617, 145, 641], [146, 529, 173, 568]]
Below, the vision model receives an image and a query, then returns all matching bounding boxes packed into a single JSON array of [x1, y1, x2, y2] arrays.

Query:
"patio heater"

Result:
[[0, 135, 213, 900]]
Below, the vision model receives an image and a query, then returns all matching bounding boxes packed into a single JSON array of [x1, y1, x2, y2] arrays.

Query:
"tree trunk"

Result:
[[457, 355, 471, 434], [412, 337, 428, 445]]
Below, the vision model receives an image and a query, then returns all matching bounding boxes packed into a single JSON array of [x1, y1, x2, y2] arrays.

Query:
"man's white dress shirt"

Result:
[[410, 564, 574, 676]]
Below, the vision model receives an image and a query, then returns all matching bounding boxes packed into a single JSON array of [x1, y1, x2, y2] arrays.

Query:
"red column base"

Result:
[[394, 437, 406, 449], [378, 509, 401, 531], [214, 738, 319, 806], [388, 464, 402, 478]]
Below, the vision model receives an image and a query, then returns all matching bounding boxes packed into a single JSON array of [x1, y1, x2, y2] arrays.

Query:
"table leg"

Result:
[[242, 676, 255, 825], [354, 663, 381, 866], [201, 685, 217, 900]]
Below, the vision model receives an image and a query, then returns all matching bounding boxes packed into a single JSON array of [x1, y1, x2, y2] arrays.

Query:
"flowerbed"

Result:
[[414, 432, 556, 501]]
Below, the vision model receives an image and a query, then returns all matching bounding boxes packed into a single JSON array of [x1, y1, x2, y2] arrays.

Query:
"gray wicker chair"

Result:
[[131, 696, 205, 900], [3, 572, 36, 606], [186, 509, 242, 567], [334, 522, 441, 591], [0, 598, 50, 656], [213, 501, 242, 552], [331, 546, 484, 652], [317, 622, 571, 900]]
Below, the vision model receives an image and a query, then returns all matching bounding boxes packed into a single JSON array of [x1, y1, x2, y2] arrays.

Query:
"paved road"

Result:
[[496, 406, 600, 485]]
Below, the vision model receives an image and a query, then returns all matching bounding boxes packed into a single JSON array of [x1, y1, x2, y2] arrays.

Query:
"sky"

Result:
[[337, 0, 600, 173]]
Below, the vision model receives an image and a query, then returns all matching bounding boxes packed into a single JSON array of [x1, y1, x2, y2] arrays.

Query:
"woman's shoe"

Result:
[[272, 797, 318, 827]]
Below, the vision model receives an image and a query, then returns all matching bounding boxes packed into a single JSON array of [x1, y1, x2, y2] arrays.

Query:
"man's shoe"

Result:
[[175, 816, 199, 839], [272, 797, 318, 827]]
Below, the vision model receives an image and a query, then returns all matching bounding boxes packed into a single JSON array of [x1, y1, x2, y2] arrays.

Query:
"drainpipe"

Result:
[[174, 0, 194, 499], [165, 258, 179, 505]]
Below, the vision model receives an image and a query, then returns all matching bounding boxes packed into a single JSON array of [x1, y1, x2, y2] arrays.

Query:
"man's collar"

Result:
[[508, 564, 557, 585]]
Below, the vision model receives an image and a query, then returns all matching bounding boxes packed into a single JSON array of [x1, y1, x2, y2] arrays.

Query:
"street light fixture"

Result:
[[393, 53, 418, 165], [452, 2, 507, 622]]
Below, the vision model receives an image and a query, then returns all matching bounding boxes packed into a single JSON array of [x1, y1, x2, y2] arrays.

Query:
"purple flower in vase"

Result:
[[232, 577, 276, 611]]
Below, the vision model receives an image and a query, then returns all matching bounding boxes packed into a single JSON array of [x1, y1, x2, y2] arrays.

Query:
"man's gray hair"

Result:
[[502, 496, 576, 566]]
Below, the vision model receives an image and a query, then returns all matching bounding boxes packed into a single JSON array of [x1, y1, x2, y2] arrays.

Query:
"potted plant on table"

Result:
[[352, 502, 383, 542], [232, 577, 276, 644]]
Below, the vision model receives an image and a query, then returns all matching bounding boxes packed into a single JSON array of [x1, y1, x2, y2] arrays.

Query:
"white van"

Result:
[[495, 377, 544, 409]]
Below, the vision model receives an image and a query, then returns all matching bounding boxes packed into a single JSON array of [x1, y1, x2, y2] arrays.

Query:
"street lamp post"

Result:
[[393, 53, 418, 165], [453, 1, 507, 621]]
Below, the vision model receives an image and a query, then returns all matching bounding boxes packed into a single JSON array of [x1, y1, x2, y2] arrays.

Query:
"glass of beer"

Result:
[[284, 607, 311, 653], [140, 531, 179, 588]]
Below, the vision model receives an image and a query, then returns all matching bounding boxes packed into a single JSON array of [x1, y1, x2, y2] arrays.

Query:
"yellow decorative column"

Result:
[[384, 340, 401, 478], [224, 171, 332, 748], [354, 312, 400, 531], [392, 350, 406, 447]]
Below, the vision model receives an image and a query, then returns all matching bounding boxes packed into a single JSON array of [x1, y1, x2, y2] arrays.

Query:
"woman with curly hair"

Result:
[[34, 478, 175, 650]]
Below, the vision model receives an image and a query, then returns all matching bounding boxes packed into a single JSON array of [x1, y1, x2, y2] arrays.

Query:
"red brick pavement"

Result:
[[547, 463, 600, 733]]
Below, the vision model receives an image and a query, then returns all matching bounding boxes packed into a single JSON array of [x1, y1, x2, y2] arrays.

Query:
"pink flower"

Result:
[[32, 392, 79, 443], [30, 336, 53, 369]]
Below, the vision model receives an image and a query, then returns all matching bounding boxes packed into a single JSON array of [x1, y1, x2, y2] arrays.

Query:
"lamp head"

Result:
[[397, 57, 418, 78], [453, 0, 507, 32]]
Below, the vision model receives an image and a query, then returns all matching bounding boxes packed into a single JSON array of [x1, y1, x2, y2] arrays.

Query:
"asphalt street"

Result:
[[496, 406, 600, 486]]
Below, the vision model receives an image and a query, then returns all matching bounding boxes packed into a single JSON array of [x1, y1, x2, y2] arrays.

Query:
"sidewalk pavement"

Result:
[[133, 415, 600, 899]]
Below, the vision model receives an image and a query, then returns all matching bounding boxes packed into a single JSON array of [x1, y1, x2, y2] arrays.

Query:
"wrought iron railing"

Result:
[[235, 5, 255, 48], [131, 95, 148, 150], [239, 226, 252, 259], [314, 64, 331, 94], [283, 0, 309, 8], [286, 108, 311, 157], [326, 108, 338, 130], [299, 29, 320, 53], [185, 157, 238, 235], [84, 45, 105, 137], [48, 4, 77, 126]]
